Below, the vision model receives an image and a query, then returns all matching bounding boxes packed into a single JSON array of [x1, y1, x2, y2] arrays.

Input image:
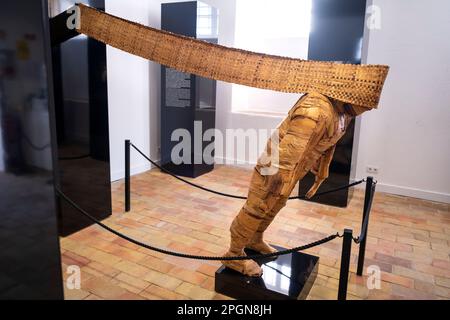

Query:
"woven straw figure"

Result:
[[222, 93, 370, 276], [73, 4, 389, 277]]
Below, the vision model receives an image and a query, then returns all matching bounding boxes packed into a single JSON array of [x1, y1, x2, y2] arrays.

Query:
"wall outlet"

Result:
[[366, 165, 379, 174]]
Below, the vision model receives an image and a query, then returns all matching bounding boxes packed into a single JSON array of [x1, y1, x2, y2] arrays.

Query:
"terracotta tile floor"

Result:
[[60, 165, 450, 300]]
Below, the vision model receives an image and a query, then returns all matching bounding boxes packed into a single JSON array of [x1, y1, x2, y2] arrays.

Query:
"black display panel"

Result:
[[0, 0, 63, 299], [299, 0, 367, 207], [50, 0, 112, 235], [161, 1, 218, 178]]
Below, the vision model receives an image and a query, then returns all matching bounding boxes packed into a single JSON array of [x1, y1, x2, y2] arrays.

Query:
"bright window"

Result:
[[197, 2, 219, 38], [232, 0, 312, 114]]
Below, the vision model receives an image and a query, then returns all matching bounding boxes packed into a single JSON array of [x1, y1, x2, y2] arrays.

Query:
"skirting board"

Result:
[[111, 162, 152, 182], [352, 179, 450, 204], [220, 155, 450, 204]]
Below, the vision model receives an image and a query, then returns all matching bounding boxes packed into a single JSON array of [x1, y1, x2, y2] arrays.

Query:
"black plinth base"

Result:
[[161, 161, 214, 178], [215, 245, 319, 300]]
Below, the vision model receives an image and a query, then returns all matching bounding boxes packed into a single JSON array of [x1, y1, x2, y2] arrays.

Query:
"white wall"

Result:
[[106, 0, 153, 181], [353, 0, 450, 202]]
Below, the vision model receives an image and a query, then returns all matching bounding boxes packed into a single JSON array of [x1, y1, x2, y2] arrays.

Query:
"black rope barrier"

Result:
[[130, 142, 365, 201], [56, 187, 340, 261]]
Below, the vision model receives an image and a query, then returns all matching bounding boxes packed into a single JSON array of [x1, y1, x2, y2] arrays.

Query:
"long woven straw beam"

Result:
[[76, 4, 389, 108]]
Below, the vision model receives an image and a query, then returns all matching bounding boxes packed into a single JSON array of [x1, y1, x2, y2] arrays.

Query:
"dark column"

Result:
[[50, 0, 112, 236], [0, 0, 63, 299], [299, 0, 368, 207]]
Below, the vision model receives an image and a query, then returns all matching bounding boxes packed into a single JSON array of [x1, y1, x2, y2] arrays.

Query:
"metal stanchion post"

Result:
[[125, 139, 131, 212], [357, 176, 373, 276], [338, 228, 353, 300]]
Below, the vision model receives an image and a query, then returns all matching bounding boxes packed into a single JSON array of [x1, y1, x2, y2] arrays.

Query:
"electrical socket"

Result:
[[366, 165, 379, 174]]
